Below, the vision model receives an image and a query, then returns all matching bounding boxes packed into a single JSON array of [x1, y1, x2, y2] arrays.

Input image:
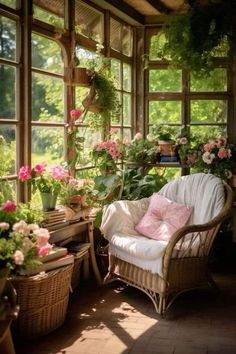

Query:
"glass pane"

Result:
[[75, 47, 96, 68], [0, 125, 16, 175], [122, 25, 132, 56], [79, 127, 101, 167], [32, 73, 64, 122], [150, 167, 181, 182], [149, 32, 169, 61], [123, 128, 131, 141], [0, 65, 16, 120], [111, 92, 121, 125], [149, 101, 181, 124], [111, 59, 121, 90], [123, 63, 131, 92], [75, 0, 104, 42], [75, 86, 90, 107], [190, 69, 227, 92], [149, 69, 182, 92], [190, 125, 226, 142], [32, 126, 64, 165], [110, 18, 121, 52], [190, 100, 227, 123], [0, 16, 16, 61], [0, 0, 16, 8], [33, 1, 64, 29], [0, 180, 16, 204], [32, 34, 63, 74], [123, 94, 131, 125]]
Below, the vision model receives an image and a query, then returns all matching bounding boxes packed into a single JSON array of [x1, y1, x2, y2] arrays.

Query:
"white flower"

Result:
[[13, 250, 24, 265], [146, 133, 155, 142], [28, 223, 39, 231], [202, 151, 215, 165]]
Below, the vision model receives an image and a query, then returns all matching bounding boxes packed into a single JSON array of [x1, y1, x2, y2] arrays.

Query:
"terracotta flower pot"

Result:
[[158, 140, 175, 156]]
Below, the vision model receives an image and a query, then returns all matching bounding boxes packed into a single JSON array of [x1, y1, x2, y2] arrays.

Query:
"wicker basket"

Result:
[[71, 253, 89, 290], [10, 264, 73, 339]]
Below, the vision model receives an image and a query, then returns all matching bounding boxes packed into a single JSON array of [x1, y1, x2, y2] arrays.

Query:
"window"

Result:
[[33, 0, 65, 29], [146, 29, 229, 179]]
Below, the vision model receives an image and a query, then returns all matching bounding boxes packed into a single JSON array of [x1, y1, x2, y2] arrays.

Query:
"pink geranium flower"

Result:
[[218, 147, 230, 159], [50, 165, 68, 180], [1, 200, 17, 212], [134, 132, 142, 140], [34, 162, 47, 176], [18, 165, 31, 181], [70, 108, 83, 121], [38, 243, 53, 257], [34, 228, 51, 247]]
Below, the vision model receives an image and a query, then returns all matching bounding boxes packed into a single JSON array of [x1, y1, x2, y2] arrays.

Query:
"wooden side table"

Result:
[[50, 219, 102, 286]]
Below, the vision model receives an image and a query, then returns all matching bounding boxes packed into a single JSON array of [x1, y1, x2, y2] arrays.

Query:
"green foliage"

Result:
[[92, 174, 123, 205], [122, 168, 167, 200], [125, 138, 156, 164], [151, 124, 177, 141], [158, 0, 234, 76]]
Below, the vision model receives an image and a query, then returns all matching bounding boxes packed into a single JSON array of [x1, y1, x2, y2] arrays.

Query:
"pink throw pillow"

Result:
[[135, 193, 193, 241]]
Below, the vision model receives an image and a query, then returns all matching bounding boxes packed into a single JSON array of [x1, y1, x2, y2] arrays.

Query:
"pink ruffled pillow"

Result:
[[135, 193, 193, 241]]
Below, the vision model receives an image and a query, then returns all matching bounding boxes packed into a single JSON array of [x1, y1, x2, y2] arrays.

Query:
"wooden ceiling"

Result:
[[93, 0, 187, 25]]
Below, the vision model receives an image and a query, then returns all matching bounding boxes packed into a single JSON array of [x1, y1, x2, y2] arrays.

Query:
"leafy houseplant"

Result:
[[91, 139, 123, 175], [157, 0, 235, 76], [125, 133, 156, 164]]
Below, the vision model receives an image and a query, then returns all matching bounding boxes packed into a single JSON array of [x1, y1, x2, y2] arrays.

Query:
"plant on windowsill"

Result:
[[150, 125, 176, 157], [124, 133, 156, 165]]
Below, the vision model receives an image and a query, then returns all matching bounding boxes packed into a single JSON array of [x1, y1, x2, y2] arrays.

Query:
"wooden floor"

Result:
[[14, 272, 236, 354]]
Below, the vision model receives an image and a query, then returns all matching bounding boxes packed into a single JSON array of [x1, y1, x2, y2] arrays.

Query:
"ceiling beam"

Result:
[[146, 0, 172, 14], [103, 0, 145, 24]]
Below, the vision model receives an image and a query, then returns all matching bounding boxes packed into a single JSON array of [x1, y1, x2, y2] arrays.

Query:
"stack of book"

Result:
[[65, 241, 91, 258], [20, 246, 74, 276], [42, 208, 69, 231]]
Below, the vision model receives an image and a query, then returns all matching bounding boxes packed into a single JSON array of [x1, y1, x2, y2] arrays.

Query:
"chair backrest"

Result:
[[158, 173, 225, 225]]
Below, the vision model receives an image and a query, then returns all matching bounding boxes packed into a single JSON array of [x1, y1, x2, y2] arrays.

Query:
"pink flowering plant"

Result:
[[18, 162, 68, 195], [60, 177, 94, 209], [195, 136, 233, 180], [0, 200, 53, 274], [91, 138, 124, 174]]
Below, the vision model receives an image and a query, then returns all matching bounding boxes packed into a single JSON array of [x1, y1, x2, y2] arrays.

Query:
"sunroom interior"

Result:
[[1, 0, 236, 353]]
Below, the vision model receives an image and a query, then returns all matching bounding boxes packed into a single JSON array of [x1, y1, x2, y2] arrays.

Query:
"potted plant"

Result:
[[124, 133, 156, 165], [151, 125, 176, 156]]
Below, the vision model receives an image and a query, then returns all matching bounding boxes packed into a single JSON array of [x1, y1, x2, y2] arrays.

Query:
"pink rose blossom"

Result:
[[180, 137, 188, 145], [218, 147, 229, 159], [38, 243, 53, 257], [34, 228, 50, 247], [216, 136, 226, 148], [13, 250, 24, 265], [34, 162, 46, 176], [203, 143, 216, 152], [134, 132, 142, 140], [18, 165, 31, 181], [13, 220, 30, 236], [1, 200, 17, 212], [0, 222, 9, 230]]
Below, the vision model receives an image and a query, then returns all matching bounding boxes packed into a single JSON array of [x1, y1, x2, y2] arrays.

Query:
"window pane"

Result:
[[76, 47, 96, 68], [0, 0, 16, 8], [123, 94, 131, 125], [75, 0, 104, 42], [123, 63, 131, 92], [190, 125, 226, 141], [79, 127, 101, 167], [149, 69, 182, 92], [33, 1, 64, 29], [110, 19, 132, 56], [75, 86, 90, 107], [111, 92, 121, 125], [0, 180, 16, 204], [149, 32, 169, 61], [149, 101, 181, 124], [122, 25, 132, 56], [123, 128, 131, 141], [32, 126, 64, 165], [0, 125, 16, 175], [0, 64, 16, 120], [190, 100, 227, 123], [32, 73, 64, 122], [111, 59, 121, 90], [190, 69, 227, 92], [32, 34, 63, 74], [0, 16, 16, 61]]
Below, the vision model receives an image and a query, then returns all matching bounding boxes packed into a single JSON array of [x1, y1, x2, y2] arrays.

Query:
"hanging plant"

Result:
[[158, 0, 235, 76]]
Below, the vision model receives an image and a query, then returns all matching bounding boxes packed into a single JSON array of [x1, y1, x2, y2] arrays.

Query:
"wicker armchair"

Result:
[[101, 173, 233, 316]]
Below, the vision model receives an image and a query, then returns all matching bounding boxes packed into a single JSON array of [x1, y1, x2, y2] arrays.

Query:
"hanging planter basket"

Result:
[[82, 84, 100, 113], [64, 67, 91, 86]]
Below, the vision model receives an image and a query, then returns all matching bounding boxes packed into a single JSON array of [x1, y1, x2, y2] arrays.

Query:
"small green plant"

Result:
[[151, 125, 176, 142], [125, 133, 156, 164]]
